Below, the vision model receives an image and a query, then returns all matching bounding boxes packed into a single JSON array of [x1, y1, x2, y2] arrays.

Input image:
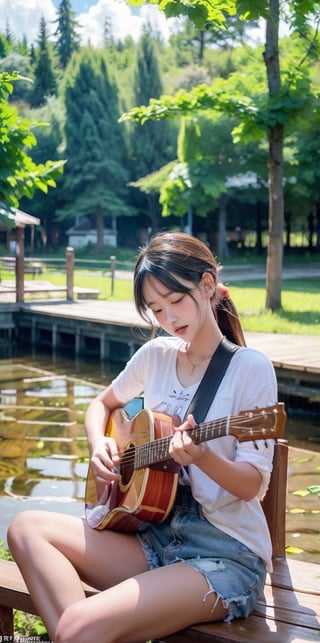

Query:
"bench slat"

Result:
[[267, 558, 320, 595], [254, 586, 320, 625], [159, 615, 320, 643]]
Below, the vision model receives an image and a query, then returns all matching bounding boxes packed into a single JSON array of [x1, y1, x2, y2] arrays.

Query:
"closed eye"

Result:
[[172, 295, 185, 305]]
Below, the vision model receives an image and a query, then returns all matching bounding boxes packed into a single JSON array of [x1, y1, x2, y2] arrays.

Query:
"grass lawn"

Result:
[[21, 269, 319, 336], [229, 278, 319, 335]]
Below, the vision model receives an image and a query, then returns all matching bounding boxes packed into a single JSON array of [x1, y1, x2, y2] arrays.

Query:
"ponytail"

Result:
[[215, 282, 246, 347]]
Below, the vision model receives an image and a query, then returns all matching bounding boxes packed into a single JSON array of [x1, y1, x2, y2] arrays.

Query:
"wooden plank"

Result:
[[254, 585, 320, 625], [159, 616, 320, 643], [268, 558, 320, 595], [261, 440, 288, 558]]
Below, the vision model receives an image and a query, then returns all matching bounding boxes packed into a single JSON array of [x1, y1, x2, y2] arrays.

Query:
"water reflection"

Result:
[[0, 353, 319, 565]]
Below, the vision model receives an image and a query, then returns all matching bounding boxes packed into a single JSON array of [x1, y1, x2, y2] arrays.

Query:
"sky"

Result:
[[0, 0, 177, 47]]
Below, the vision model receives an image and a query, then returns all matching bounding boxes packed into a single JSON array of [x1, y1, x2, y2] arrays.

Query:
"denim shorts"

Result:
[[137, 485, 266, 622]]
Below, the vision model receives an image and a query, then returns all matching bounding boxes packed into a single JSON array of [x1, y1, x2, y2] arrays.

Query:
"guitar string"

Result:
[[118, 413, 279, 467], [116, 411, 279, 468]]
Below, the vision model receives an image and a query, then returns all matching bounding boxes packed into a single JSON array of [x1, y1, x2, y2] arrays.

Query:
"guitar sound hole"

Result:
[[120, 442, 135, 486]]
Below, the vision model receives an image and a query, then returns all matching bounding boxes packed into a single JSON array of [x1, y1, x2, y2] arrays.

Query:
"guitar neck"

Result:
[[132, 404, 285, 470], [136, 418, 228, 469]]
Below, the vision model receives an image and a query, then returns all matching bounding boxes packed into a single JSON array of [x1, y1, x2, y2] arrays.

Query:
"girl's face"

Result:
[[142, 274, 212, 342]]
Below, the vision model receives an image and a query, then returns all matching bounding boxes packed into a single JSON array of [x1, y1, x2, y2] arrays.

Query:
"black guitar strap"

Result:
[[183, 336, 240, 424]]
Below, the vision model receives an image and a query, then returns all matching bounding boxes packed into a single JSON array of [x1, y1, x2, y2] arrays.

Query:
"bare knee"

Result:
[[55, 603, 81, 643], [55, 601, 111, 643], [7, 510, 45, 557], [7, 511, 33, 548]]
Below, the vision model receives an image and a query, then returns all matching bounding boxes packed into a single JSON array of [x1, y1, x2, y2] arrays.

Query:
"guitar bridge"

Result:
[[149, 458, 181, 473]]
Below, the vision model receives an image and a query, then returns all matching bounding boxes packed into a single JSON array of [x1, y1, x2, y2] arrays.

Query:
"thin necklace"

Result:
[[185, 345, 211, 374]]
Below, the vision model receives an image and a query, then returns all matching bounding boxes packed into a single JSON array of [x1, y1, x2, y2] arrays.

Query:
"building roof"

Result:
[[0, 205, 40, 228]]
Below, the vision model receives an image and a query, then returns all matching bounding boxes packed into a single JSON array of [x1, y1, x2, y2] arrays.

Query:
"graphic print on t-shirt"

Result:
[[153, 388, 192, 420]]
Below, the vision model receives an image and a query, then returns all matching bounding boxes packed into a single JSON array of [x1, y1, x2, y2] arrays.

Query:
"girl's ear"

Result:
[[199, 272, 215, 296]]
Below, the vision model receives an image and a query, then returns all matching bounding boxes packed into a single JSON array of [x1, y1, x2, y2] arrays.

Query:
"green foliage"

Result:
[[59, 49, 133, 245], [128, 0, 237, 29], [0, 539, 13, 560], [131, 31, 172, 178], [0, 72, 65, 225], [0, 52, 33, 102], [54, 0, 80, 69], [159, 112, 239, 216], [30, 16, 57, 108], [14, 610, 48, 638], [307, 485, 320, 496], [120, 67, 314, 139]]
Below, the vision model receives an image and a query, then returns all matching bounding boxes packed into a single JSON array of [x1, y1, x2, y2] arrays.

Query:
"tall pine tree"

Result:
[[130, 29, 174, 232], [59, 50, 132, 252], [31, 15, 57, 108], [54, 0, 80, 70]]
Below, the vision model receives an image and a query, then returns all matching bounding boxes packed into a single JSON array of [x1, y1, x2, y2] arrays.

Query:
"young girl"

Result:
[[8, 232, 278, 643]]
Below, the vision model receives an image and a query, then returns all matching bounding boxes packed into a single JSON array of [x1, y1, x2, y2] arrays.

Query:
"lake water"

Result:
[[0, 351, 319, 565]]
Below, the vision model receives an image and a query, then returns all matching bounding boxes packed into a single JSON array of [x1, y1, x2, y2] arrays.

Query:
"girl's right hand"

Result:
[[90, 436, 121, 483]]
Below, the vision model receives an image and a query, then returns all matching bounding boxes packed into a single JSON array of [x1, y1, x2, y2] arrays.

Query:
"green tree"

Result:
[[31, 15, 57, 108], [130, 30, 174, 232], [171, 14, 258, 63], [124, 0, 320, 311], [0, 52, 33, 102], [135, 111, 266, 257], [20, 97, 65, 249], [0, 33, 10, 59], [59, 50, 133, 252], [0, 72, 64, 225], [285, 99, 320, 250], [54, 0, 80, 70]]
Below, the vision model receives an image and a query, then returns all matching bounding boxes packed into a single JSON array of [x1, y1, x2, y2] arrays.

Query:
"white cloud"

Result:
[[0, 0, 176, 48], [0, 0, 57, 44], [76, 0, 175, 46]]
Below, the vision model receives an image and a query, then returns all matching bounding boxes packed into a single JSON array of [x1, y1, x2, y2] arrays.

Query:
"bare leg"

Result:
[[7, 510, 149, 640], [55, 562, 227, 643], [8, 510, 227, 643]]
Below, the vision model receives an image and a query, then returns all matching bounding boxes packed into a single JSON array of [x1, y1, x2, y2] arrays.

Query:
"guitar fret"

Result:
[[138, 438, 170, 468]]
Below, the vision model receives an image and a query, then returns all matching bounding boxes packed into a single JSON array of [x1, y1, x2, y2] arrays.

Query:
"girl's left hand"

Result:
[[169, 414, 207, 465]]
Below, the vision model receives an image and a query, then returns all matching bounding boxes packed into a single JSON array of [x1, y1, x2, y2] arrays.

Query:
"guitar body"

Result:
[[85, 408, 181, 532], [85, 402, 286, 533]]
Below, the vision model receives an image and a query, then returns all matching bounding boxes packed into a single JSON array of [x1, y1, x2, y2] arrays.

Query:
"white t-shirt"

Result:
[[111, 335, 278, 571]]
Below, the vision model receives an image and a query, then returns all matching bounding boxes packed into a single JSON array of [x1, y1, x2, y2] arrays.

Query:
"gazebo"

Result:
[[0, 206, 40, 303]]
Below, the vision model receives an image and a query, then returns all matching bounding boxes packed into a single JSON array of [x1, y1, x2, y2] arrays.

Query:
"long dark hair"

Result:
[[134, 232, 246, 347]]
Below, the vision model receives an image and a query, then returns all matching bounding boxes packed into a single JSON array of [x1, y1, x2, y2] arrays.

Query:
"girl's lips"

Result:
[[175, 325, 187, 335]]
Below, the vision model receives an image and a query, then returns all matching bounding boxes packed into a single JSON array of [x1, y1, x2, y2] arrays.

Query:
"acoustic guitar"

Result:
[[85, 402, 286, 532]]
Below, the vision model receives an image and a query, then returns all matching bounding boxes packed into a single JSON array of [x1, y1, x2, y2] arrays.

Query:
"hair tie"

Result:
[[217, 282, 230, 298]]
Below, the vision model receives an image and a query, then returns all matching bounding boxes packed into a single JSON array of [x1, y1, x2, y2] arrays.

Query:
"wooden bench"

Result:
[[1, 257, 44, 275], [0, 440, 319, 641]]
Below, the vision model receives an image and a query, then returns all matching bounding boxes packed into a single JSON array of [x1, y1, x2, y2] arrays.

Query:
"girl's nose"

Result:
[[166, 306, 177, 323]]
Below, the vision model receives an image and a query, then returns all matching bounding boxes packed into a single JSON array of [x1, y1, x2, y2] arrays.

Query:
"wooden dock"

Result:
[[8, 299, 318, 400]]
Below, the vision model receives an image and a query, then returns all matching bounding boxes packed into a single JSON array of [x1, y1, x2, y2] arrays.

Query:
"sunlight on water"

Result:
[[0, 354, 319, 564]]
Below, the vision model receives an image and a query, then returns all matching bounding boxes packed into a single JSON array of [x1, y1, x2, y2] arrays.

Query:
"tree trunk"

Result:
[[307, 210, 315, 249], [16, 226, 25, 304], [96, 208, 104, 253], [264, 0, 284, 310], [217, 195, 229, 258], [285, 211, 291, 249], [316, 203, 320, 249], [199, 31, 205, 61], [255, 201, 263, 254], [146, 193, 160, 233]]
